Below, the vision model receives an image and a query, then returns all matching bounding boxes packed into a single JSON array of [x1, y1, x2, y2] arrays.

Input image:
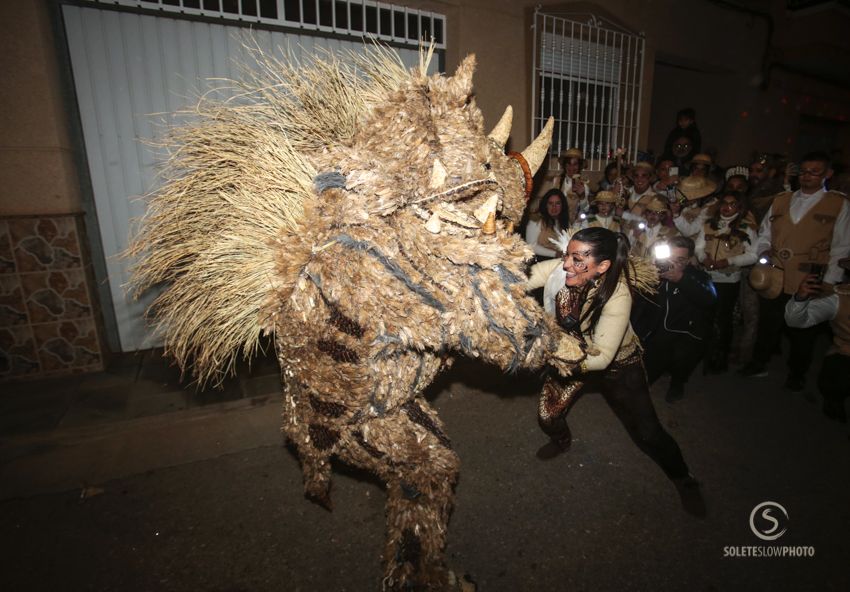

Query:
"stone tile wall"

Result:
[[0, 215, 105, 381]]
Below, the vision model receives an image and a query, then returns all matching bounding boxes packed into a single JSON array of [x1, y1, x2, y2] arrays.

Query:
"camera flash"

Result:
[[759, 257, 768, 265], [580, 213, 587, 220], [654, 243, 671, 260], [638, 222, 646, 230]]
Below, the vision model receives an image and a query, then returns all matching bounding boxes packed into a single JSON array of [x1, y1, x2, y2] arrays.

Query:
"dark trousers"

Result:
[[818, 353, 850, 406], [540, 359, 690, 480], [711, 282, 739, 356], [752, 293, 820, 379], [643, 331, 706, 387]]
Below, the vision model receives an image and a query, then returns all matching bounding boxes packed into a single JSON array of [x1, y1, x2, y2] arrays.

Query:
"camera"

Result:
[[653, 243, 672, 273]]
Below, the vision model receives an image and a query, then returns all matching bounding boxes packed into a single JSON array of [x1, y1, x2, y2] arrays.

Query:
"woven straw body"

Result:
[[130, 44, 584, 590]]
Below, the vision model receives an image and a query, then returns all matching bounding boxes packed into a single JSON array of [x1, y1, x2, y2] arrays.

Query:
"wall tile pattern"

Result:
[[1, 215, 105, 381]]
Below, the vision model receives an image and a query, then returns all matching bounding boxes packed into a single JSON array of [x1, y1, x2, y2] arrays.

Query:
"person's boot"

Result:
[[665, 381, 685, 403], [673, 474, 707, 518], [823, 399, 848, 423], [536, 429, 572, 460], [739, 361, 768, 377]]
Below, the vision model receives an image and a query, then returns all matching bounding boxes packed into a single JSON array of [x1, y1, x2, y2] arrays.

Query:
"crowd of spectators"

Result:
[[524, 107, 850, 422]]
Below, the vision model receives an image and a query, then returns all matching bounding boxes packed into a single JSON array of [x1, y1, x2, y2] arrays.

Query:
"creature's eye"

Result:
[[483, 162, 492, 171]]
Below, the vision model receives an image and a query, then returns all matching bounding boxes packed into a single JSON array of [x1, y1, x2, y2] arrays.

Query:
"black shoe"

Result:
[[739, 362, 768, 378], [823, 400, 848, 423], [665, 382, 685, 403], [673, 475, 707, 519], [536, 435, 571, 460], [784, 375, 805, 393]]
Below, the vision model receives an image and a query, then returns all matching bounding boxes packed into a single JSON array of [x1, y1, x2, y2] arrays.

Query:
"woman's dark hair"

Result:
[[538, 188, 570, 230], [708, 191, 752, 243], [571, 227, 632, 333]]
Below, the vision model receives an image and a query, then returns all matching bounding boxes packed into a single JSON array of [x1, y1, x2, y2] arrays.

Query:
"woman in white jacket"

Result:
[[528, 228, 704, 516], [694, 191, 758, 372], [525, 188, 570, 260]]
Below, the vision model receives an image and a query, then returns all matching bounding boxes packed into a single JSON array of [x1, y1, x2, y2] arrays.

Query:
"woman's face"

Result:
[[605, 167, 617, 183], [546, 195, 563, 218], [563, 240, 610, 287], [596, 201, 613, 216], [719, 195, 741, 218]]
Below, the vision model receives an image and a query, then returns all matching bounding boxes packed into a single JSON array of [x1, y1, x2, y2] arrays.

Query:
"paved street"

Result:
[[1, 356, 848, 591]]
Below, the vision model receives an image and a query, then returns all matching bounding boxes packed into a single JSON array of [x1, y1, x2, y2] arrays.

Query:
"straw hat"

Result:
[[634, 161, 655, 174], [560, 148, 583, 160], [593, 190, 618, 203], [691, 153, 712, 166], [749, 262, 783, 299], [644, 195, 669, 212], [677, 175, 717, 201]]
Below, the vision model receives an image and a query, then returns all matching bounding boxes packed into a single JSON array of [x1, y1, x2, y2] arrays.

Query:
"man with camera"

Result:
[[784, 257, 850, 423], [740, 151, 850, 391], [632, 236, 717, 402]]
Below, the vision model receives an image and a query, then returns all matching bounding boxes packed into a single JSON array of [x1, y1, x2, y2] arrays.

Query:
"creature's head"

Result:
[[314, 55, 553, 237]]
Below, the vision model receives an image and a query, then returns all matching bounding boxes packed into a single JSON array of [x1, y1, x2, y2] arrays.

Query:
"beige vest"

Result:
[[631, 224, 677, 259], [771, 191, 846, 294], [585, 215, 622, 233], [702, 217, 753, 274], [536, 221, 561, 253], [832, 286, 850, 357]]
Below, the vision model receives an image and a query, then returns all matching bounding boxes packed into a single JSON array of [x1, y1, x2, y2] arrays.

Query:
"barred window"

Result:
[[532, 10, 645, 171]]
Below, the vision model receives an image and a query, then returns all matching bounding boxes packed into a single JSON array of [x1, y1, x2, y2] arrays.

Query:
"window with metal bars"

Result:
[[107, 0, 445, 47], [532, 10, 645, 172]]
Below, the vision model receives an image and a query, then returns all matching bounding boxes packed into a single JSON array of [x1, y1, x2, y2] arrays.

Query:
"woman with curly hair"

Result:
[[695, 191, 758, 372], [525, 188, 570, 260]]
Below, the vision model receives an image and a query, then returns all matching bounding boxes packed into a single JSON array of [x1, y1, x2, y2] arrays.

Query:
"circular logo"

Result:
[[749, 501, 789, 541], [777, 248, 793, 261]]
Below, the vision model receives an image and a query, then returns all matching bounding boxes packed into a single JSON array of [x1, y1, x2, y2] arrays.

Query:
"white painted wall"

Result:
[[62, 4, 435, 351]]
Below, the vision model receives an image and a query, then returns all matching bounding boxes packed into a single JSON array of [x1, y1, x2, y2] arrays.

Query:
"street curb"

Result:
[[0, 395, 284, 501]]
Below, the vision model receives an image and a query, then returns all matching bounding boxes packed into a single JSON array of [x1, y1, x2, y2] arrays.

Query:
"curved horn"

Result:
[[488, 106, 513, 148], [521, 117, 554, 175]]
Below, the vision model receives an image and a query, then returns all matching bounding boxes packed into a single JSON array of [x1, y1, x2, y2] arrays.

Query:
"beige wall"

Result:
[[4, 0, 849, 218], [0, 0, 82, 216]]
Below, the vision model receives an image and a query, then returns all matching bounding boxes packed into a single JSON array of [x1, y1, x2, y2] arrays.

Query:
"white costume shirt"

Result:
[[756, 188, 850, 285], [673, 205, 709, 238], [785, 293, 838, 328], [628, 187, 653, 209]]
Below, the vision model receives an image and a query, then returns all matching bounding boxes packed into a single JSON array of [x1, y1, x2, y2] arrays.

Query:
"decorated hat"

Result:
[[691, 153, 712, 166], [593, 190, 618, 203], [749, 262, 783, 299], [560, 147, 583, 160], [677, 175, 717, 201], [634, 161, 655, 174], [725, 165, 750, 180], [644, 195, 669, 212]]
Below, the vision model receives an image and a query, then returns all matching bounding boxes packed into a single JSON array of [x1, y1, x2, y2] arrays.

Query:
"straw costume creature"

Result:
[[129, 45, 586, 590]]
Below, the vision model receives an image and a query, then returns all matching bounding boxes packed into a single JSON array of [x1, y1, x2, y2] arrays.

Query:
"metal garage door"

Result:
[[61, 2, 439, 351]]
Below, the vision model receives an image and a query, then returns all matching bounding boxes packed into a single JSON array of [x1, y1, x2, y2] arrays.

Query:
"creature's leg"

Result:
[[341, 399, 460, 591]]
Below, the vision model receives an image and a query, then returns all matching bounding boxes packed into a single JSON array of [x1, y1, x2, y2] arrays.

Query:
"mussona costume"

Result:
[[129, 47, 586, 591], [527, 258, 690, 479]]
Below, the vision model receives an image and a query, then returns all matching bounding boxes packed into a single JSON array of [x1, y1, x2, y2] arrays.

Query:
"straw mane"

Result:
[[128, 44, 428, 386]]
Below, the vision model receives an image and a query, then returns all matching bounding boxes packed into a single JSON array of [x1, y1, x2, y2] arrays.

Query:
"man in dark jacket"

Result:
[[633, 236, 717, 402]]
